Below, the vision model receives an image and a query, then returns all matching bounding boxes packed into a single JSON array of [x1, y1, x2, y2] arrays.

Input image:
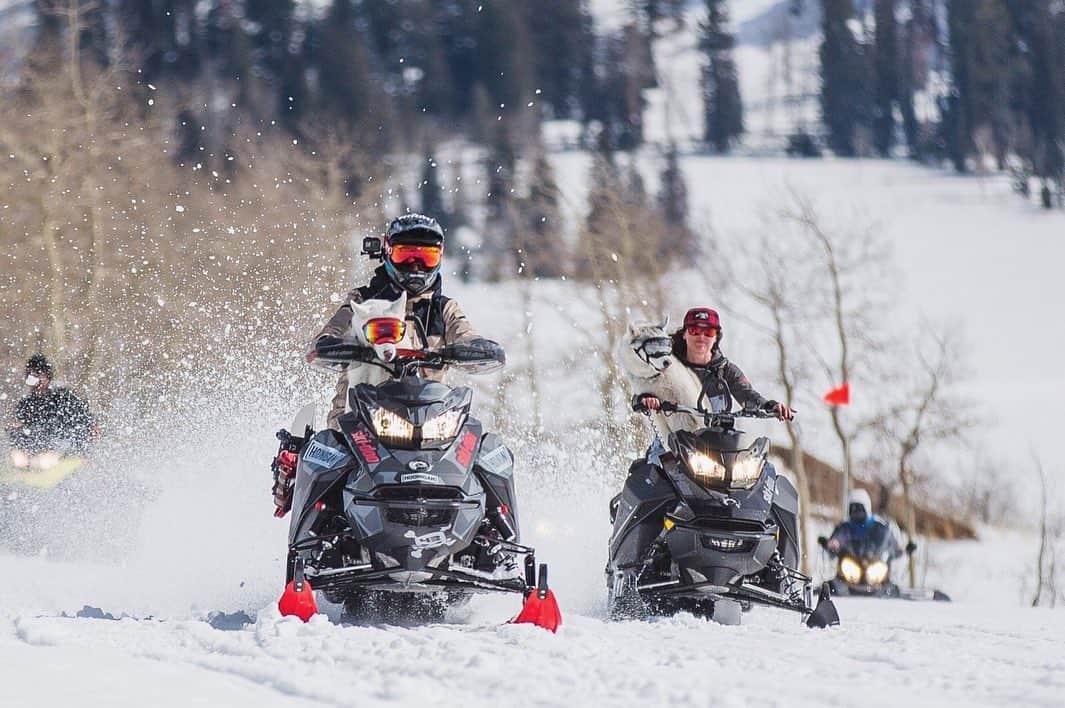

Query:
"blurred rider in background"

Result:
[[7, 354, 96, 455]]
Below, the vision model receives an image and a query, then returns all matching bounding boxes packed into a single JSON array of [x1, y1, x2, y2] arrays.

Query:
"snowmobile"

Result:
[[274, 337, 560, 631], [818, 533, 951, 602], [0, 435, 90, 552], [606, 401, 839, 628]]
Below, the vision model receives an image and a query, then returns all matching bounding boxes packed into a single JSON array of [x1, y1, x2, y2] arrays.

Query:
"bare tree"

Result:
[[874, 329, 972, 587], [1031, 455, 1064, 607], [722, 217, 822, 573], [781, 193, 893, 517]]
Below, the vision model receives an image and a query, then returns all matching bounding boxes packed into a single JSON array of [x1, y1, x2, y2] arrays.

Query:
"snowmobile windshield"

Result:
[[841, 522, 894, 560]]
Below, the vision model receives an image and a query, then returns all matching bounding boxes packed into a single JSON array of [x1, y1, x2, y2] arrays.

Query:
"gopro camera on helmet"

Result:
[[361, 236, 384, 260]]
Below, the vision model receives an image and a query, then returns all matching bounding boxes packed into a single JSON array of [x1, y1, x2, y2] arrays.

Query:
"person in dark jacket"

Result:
[[825, 489, 905, 558], [7, 354, 95, 454], [313, 213, 484, 430], [271, 214, 494, 517], [636, 307, 794, 420]]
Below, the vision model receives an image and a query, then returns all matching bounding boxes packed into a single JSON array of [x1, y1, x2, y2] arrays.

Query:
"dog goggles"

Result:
[[362, 318, 406, 344], [686, 325, 718, 337], [388, 243, 442, 269]]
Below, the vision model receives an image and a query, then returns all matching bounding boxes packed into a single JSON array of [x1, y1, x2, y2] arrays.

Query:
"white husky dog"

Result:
[[617, 318, 705, 440], [344, 291, 409, 391]]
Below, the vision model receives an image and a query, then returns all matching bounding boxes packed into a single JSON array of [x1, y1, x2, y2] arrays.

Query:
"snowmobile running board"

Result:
[[637, 578, 840, 628]]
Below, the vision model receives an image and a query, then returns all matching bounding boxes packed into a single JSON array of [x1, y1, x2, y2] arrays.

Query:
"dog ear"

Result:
[[388, 291, 407, 319], [659, 315, 670, 332], [628, 321, 639, 336]]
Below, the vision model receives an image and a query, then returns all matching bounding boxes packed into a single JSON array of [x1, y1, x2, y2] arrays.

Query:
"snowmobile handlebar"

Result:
[[655, 401, 781, 424], [306, 336, 505, 376]]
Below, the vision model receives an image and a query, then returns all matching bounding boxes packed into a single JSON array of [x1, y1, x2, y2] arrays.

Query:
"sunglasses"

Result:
[[388, 243, 442, 269], [362, 318, 406, 345], [686, 326, 719, 337]]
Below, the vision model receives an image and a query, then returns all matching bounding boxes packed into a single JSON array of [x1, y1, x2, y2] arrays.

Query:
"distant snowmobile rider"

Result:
[[7, 354, 96, 454], [271, 213, 498, 517], [634, 307, 794, 421], [824, 489, 905, 558]]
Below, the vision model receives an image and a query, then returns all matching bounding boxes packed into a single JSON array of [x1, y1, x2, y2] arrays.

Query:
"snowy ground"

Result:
[[3, 578, 1063, 708]]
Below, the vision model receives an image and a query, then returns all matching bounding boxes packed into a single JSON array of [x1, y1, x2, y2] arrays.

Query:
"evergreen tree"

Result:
[[873, 0, 899, 156], [657, 143, 696, 259], [314, 0, 375, 127], [944, 0, 1013, 171], [475, 1, 536, 124], [700, 0, 744, 153], [819, 0, 874, 156], [525, 0, 595, 119], [1011, 0, 1065, 206], [483, 125, 519, 279], [521, 153, 566, 278], [597, 23, 656, 151], [419, 153, 450, 228]]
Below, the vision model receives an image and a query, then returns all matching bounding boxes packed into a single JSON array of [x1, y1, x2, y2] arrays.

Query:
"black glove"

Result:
[[316, 335, 343, 352], [762, 399, 781, 412]]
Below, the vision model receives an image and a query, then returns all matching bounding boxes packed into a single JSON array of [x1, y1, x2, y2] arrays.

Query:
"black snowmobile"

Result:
[[818, 532, 951, 602], [275, 338, 560, 630], [606, 401, 839, 628]]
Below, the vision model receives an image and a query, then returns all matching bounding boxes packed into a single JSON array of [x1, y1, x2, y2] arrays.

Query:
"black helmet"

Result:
[[383, 213, 445, 294], [25, 353, 53, 379]]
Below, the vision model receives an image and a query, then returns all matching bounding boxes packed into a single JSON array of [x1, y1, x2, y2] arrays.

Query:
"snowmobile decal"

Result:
[[302, 440, 347, 468], [477, 444, 513, 476], [350, 430, 381, 463], [401, 472, 444, 484], [455, 431, 477, 467]]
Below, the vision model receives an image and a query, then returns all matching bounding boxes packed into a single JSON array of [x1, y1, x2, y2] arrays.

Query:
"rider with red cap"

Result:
[[636, 307, 794, 421]]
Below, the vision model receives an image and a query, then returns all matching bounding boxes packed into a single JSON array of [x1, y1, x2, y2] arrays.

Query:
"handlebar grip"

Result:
[[659, 401, 678, 413]]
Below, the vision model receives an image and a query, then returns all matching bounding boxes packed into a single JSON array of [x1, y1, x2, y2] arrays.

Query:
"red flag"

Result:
[[823, 383, 850, 406]]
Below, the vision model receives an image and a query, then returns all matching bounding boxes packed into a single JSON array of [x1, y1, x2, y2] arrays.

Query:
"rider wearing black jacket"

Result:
[[8, 355, 95, 454]]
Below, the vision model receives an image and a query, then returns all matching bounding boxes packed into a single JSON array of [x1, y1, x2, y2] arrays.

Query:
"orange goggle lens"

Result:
[[389, 243, 442, 269], [362, 318, 406, 344]]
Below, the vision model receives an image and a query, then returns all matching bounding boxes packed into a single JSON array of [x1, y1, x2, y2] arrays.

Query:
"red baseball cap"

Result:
[[684, 307, 721, 329]]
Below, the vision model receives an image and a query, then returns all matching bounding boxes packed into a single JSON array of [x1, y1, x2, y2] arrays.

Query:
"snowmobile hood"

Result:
[[375, 377, 453, 405]]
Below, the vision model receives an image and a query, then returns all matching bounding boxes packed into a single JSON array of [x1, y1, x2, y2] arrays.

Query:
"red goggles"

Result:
[[686, 325, 719, 337], [388, 243, 442, 269], [362, 318, 406, 344]]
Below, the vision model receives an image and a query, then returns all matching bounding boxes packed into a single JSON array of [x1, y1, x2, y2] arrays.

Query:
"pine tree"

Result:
[[657, 143, 695, 259], [521, 153, 566, 278], [419, 153, 450, 229], [525, 0, 595, 119], [700, 0, 744, 153], [1012, 0, 1065, 206], [944, 0, 1012, 171], [819, 0, 873, 156], [873, 0, 899, 156], [314, 0, 374, 127]]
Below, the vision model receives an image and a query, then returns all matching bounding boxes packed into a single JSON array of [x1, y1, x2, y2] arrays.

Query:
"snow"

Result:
[[3, 3, 1065, 705], [2, 580, 1063, 707]]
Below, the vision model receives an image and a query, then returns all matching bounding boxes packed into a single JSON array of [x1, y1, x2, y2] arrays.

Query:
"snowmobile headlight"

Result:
[[10, 449, 29, 468], [686, 451, 726, 486], [865, 560, 889, 585], [421, 409, 465, 442], [33, 451, 62, 470], [371, 408, 414, 443], [840, 556, 862, 584], [730, 453, 765, 489]]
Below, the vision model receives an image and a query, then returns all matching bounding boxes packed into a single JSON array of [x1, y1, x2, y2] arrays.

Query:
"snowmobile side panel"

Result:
[[608, 460, 677, 567]]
